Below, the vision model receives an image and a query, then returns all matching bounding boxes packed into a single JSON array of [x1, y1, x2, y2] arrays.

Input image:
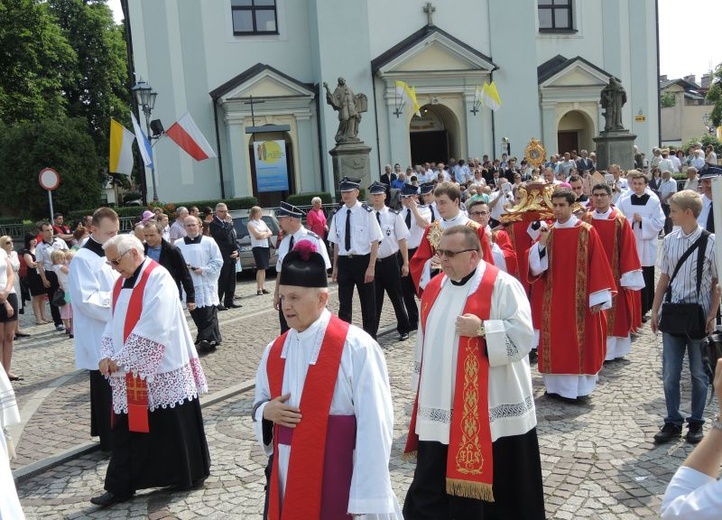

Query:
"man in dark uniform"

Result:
[[368, 181, 412, 341], [209, 202, 241, 310], [419, 182, 438, 222], [399, 183, 431, 329], [328, 177, 383, 338]]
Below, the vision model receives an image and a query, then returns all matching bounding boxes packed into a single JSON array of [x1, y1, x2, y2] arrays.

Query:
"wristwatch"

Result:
[[477, 321, 486, 338], [712, 415, 722, 432]]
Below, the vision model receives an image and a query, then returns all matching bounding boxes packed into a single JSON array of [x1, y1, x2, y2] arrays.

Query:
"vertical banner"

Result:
[[254, 140, 289, 192]]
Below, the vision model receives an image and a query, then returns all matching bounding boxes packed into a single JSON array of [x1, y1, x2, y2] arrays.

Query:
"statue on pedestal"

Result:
[[323, 78, 367, 144], [600, 77, 627, 132]]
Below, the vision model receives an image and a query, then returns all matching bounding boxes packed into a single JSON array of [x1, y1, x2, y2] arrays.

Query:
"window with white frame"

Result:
[[231, 0, 278, 35]]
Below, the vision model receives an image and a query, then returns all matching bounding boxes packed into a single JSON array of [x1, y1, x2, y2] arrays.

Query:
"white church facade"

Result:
[[126, 0, 660, 204]]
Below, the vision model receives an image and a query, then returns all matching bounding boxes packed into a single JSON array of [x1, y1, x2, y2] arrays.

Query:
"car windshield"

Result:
[[232, 215, 277, 240]]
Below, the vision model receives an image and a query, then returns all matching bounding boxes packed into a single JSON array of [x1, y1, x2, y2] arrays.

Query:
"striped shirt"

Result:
[[659, 225, 717, 316]]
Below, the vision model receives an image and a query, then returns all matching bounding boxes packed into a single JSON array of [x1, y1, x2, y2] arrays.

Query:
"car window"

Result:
[[232, 215, 278, 240]]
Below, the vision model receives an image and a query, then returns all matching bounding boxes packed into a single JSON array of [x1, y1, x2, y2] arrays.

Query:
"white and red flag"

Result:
[[166, 112, 217, 161]]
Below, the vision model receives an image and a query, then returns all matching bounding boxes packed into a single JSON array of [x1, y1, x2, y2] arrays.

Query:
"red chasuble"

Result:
[[492, 229, 518, 279], [405, 265, 499, 502], [529, 222, 616, 376], [111, 260, 160, 433], [583, 210, 643, 337], [409, 220, 493, 296], [504, 220, 535, 296], [266, 315, 351, 520]]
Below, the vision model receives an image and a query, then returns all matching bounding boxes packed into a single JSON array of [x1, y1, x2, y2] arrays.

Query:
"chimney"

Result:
[[701, 73, 713, 89], [659, 74, 668, 82], [684, 74, 697, 85]]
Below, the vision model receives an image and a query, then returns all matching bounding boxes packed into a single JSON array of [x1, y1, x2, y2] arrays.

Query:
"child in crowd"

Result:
[[51, 250, 74, 338]]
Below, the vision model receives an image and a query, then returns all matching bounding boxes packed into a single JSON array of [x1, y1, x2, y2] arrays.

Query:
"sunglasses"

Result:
[[106, 250, 130, 266], [435, 248, 477, 258]]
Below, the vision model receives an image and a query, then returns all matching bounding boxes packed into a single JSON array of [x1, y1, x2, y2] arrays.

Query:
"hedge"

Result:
[[286, 192, 333, 206]]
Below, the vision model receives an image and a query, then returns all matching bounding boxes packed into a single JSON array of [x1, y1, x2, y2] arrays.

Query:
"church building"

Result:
[[126, 0, 660, 204]]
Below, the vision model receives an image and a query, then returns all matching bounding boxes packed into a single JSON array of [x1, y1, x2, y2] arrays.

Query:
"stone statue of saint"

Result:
[[323, 77, 367, 143], [600, 77, 627, 132]]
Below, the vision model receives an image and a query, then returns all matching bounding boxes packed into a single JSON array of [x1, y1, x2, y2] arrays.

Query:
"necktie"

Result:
[[376, 211, 381, 227], [431, 208, 436, 223], [707, 202, 715, 233], [345, 209, 351, 252], [288, 234, 295, 251], [405, 209, 412, 229]]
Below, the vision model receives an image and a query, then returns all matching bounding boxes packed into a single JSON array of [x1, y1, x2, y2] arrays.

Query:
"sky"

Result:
[[107, 0, 722, 84]]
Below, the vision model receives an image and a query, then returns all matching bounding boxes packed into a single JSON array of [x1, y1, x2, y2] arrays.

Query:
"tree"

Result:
[[660, 92, 676, 108], [0, 118, 102, 219], [0, 0, 77, 123], [706, 63, 722, 128], [47, 0, 130, 158]]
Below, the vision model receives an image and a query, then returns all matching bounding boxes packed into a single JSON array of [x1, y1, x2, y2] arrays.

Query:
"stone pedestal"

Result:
[[593, 130, 637, 171], [329, 141, 373, 196]]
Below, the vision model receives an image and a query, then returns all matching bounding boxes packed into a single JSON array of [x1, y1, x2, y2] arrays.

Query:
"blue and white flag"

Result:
[[131, 113, 153, 169]]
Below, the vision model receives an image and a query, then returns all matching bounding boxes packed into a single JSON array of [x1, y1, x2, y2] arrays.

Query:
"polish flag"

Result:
[[166, 112, 217, 161]]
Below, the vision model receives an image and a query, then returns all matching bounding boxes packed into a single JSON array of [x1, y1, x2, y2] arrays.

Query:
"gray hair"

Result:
[[215, 202, 228, 211], [144, 220, 165, 235], [311, 197, 322, 206], [176, 206, 189, 217], [103, 234, 145, 256]]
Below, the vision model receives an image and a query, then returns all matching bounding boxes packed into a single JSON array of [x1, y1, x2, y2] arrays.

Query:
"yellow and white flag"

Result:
[[109, 119, 135, 176], [481, 82, 502, 111], [394, 80, 422, 117]]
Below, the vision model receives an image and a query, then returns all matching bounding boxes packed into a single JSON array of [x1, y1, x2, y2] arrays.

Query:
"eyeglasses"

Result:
[[435, 248, 477, 258], [4, 241, 11, 245], [106, 250, 130, 266], [470, 211, 489, 217]]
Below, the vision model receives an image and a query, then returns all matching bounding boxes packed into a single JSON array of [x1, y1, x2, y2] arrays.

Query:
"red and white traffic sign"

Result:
[[39, 168, 60, 191]]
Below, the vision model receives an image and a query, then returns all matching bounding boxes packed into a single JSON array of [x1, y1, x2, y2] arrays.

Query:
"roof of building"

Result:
[[209, 63, 315, 100], [537, 54, 613, 84]]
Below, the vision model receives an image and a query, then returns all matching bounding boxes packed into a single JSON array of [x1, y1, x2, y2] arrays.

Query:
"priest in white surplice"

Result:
[[404, 225, 545, 520], [175, 215, 223, 352], [253, 241, 402, 519], [68, 207, 120, 452], [0, 367, 25, 519], [90, 234, 210, 508]]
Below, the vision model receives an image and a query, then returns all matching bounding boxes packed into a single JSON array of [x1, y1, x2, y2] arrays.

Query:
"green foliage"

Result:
[[0, 117, 102, 219], [682, 135, 722, 155], [48, 0, 130, 158], [286, 192, 333, 206], [706, 64, 722, 128], [660, 92, 676, 108]]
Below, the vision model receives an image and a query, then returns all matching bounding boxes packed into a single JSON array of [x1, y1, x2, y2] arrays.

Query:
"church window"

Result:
[[231, 0, 278, 35], [538, 0, 573, 31]]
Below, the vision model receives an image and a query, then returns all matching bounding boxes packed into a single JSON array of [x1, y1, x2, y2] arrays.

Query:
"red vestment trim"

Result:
[[266, 315, 350, 520], [405, 265, 499, 502], [111, 260, 159, 433]]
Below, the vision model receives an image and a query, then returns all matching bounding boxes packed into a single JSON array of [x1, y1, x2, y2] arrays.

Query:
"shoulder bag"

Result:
[[658, 230, 710, 339]]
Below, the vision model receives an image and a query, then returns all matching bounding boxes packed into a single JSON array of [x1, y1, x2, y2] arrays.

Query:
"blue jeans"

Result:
[[662, 333, 709, 427]]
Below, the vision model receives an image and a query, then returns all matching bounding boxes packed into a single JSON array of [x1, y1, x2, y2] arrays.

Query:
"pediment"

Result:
[[372, 25, 495, 76], [538, 56, 612, 89], [210, 63, 316, 103]]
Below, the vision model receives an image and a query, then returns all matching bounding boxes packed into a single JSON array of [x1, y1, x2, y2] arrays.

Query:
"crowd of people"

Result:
[[3, 140, 722, 517]]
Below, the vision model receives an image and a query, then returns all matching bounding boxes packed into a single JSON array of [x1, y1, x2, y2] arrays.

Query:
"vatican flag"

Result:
[[482, 82, 502, 111], [109, 119, 135, 176], [394, 80, 421, 117]]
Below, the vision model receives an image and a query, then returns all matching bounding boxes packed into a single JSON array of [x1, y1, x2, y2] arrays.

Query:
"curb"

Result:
[[12, 323, 399, 484]]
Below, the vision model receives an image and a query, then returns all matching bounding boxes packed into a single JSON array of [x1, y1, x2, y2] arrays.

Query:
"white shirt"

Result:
[[253, 310, 402, 518], [659, 178, 678, 203], [0, 250, 12, 295], [174, 235, 223, 308], [248, 218, 271, 248], [275, 226, 331, 271], [401, 205, 431, 249], [697, 194, 713, 230], [616, 192, 666, 266], [662, 466, 722, 519], [328, 201, 384, 256], [374, 207, 410, 259], [169, 220, 187, 242], [36, 237, 68, 271]]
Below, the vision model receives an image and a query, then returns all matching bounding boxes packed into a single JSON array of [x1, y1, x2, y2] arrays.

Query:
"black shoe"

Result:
[[529, 350, 538, 363], [399, 332, 410, 341], [225, 302, 242, 309], [172, 477, 207, 492], [217, 305, 228, 311], [90, 491, 134, 507], [208, 341, 218, 352], [686, 424, 704, 444], [653, 423, 682, 444], [198, 340, 211, 352], [15, 331, 31, 337]]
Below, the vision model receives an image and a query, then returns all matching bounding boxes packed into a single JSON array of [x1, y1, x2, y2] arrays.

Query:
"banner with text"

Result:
[[254, 140, 289, 192]]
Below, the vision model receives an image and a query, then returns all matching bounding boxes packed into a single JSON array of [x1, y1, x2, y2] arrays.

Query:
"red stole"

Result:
[[405, 265, 499, 502], [111, 260, 159, 433], [266, 315, 350, 520]]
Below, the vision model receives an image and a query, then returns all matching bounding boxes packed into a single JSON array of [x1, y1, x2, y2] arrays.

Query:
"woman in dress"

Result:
[[0, 237, 29, 339], [246, 206, 273, 295], [705, 144, 718, 167], [0, 243, 20, 381], [21, 233, 50, 325], [306, 197, 328, 240]]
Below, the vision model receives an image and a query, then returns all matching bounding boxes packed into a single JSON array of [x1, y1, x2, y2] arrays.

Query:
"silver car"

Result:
[[229, 208, 280, 271]]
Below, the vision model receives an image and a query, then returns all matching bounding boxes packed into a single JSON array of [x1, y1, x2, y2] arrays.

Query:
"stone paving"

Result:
[[10, 274, 713, 519]]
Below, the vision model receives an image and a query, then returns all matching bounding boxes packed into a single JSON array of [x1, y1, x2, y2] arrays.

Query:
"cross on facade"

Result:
[[423, 2, 436, 26]]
